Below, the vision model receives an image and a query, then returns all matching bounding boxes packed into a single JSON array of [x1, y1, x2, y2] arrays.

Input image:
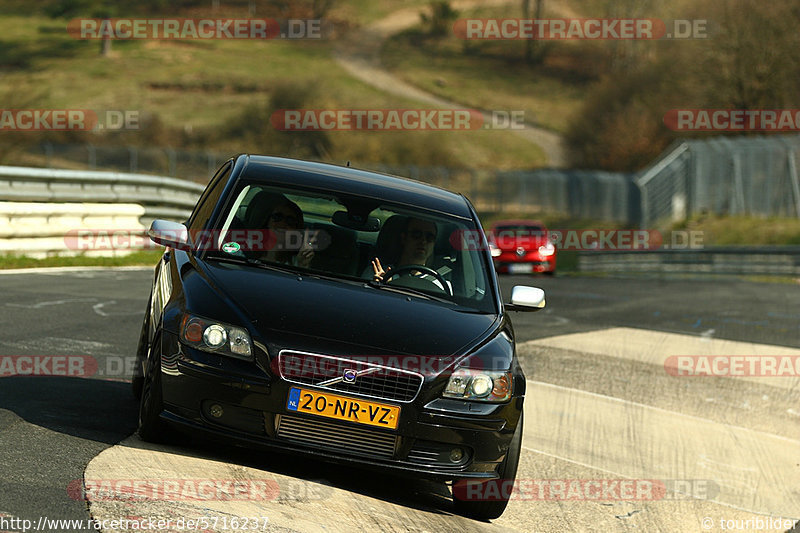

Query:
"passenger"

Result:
[[261, 197, 315, 268], [372, 217, 438, 284]]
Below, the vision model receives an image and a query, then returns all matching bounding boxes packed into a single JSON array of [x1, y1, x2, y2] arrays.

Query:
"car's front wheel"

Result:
[[131, 308, 150, 400], [138, 331, 167, 443], [453, 410, 524, 520]]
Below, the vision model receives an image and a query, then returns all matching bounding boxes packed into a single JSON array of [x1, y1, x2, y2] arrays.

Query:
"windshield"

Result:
[[206, 182, 497, 313]]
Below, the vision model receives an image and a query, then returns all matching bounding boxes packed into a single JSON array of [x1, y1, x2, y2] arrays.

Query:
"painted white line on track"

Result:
[[521, 327, 800, 390], [526, 380, 800, 444], [523, 379, 800, 518], [81, 327, 800, 530], [0, 336, 113, 354], [84, 440, 505, 533], [6, 298, 97, 309]]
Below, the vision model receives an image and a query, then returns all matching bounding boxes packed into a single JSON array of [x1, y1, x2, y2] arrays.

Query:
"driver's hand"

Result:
[[371, 257, 391, 282], [297, 230, 316, 268]]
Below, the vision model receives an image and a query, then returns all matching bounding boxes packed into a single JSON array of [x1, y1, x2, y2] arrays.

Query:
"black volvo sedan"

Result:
[[132, 154, 545, 519]]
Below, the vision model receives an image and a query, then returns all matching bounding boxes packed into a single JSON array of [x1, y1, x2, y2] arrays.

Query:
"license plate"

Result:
[[286, 387, 400, 430], [509, 263, 533, 274]]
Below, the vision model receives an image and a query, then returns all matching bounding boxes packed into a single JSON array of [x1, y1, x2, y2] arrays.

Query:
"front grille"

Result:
[[276, 414, 397, 459], [277, 351, 423, 402]]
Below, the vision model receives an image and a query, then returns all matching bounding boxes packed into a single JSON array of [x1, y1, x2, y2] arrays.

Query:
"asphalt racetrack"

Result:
[[0, 268, 798, 532]]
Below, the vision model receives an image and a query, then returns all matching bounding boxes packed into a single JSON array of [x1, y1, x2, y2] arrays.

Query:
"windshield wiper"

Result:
[[207, 254, 371, 282], [205, 253, 252, 266], [205, 254, 296, 274], [366, 280, 453, 304]]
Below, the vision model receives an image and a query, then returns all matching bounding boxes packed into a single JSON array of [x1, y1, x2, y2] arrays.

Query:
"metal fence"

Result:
[[14, 142, 231, 184], [489, 169, 637, 222], [637, 135, 800, 227], [9, 144, 638, 222], [8, 135, 800, 227], [325, 164, 638, 223]]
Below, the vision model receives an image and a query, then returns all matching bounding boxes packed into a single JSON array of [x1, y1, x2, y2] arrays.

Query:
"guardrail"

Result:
[[0, 166, 206, 257], [0, 165, 205, 221], [578, 247, 800, 276]]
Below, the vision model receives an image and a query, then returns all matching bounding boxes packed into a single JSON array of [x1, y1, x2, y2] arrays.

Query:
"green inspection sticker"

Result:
[[221, 242, 241, 253]]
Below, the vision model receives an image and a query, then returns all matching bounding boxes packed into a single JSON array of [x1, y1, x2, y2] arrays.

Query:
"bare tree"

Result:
[[100, 17, 112, 57], [523, 0, 545, 64], [605, 0, 653, 72], [312, 0, 335, 19]]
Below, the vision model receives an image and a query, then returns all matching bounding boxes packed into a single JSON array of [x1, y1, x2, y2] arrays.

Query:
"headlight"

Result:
[[443, 368, 513, 402], [489, 243, 501, 257], [180, 314, 252, 360], [203, 324, 227, 348], [538, 242, 555, 256]]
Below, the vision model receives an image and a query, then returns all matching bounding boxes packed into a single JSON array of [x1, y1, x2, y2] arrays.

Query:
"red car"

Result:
[[488, 220, 557, 275]]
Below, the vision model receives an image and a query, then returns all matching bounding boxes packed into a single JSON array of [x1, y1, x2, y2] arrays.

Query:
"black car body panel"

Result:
[[137, 155, 530, 483], [238, 156, 475, 219], [198, 261, 499, 355]]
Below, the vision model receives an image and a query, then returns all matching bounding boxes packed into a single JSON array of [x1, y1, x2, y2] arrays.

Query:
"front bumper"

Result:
[[156, 332, 523, 481], [493, 250, 556, 274], [493, 259, 555, 274]]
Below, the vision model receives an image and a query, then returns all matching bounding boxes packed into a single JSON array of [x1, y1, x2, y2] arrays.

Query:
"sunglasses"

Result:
[[270, 212, 299, 227], [409, 229, 437, 243]]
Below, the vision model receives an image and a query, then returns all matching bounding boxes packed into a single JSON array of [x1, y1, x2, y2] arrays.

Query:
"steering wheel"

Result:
[[384, 264, 452, 296]]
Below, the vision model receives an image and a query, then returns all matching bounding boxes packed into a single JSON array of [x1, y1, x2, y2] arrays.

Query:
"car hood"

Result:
[[199, 261, 499, 357]]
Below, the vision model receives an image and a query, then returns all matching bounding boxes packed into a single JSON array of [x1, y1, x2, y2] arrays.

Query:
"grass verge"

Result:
[[0, 13, 546, 171], [0, 250, 163, 270], [380, 4, 598, 134], [671, 215, 800, 246]]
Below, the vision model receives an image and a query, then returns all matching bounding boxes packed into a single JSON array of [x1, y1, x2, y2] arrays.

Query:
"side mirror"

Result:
[[505, 286, 546, 312], [148, 219, 190, 250]]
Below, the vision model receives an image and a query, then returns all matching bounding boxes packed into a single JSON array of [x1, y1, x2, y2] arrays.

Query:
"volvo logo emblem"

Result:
[[343, 369, 357, 383]]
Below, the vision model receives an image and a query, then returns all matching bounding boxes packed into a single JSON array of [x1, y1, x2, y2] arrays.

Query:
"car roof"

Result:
[[237, 155, 473, 219]]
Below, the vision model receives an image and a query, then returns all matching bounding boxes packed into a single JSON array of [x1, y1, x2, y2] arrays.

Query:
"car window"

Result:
[[187, 162, 232, 235], [211, 182, 497, 313]]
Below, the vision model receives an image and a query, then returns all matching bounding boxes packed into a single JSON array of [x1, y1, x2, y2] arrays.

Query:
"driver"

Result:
[[261, 197, 315, 268], [371, 217, 441, 287]]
